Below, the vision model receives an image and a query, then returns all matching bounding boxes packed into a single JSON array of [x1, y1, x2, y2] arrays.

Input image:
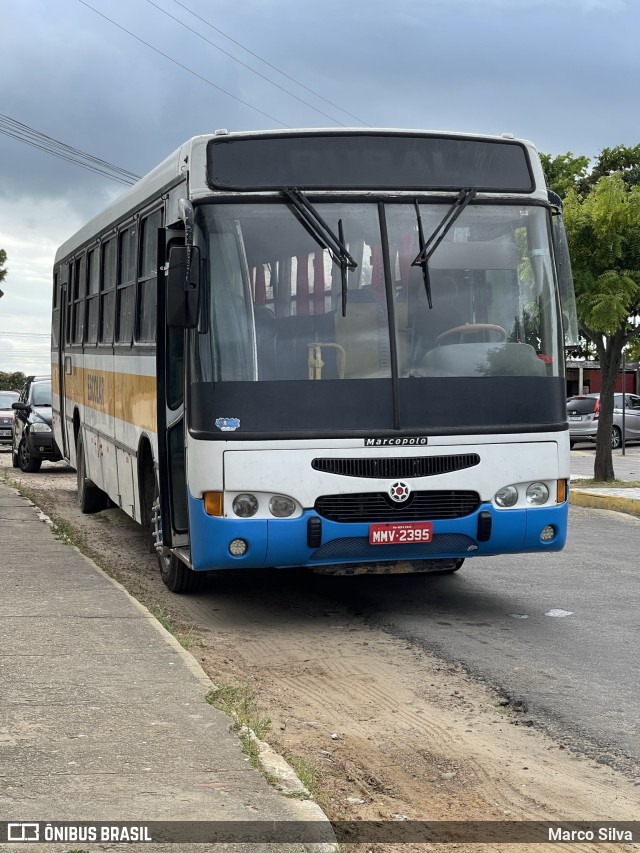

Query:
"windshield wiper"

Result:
[[282, 188, 357, 317], [411, 188, 477, 308]]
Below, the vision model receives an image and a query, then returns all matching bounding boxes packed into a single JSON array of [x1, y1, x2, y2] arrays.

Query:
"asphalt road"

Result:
[[327, 503, 640, 777]]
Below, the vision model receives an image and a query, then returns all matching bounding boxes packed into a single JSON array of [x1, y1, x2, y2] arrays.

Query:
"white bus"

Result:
[[52, 128, 578, 592]]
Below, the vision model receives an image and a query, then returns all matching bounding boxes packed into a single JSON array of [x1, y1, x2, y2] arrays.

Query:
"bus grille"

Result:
[[314, 491, 481, 522], [311, 454, 480, 479]]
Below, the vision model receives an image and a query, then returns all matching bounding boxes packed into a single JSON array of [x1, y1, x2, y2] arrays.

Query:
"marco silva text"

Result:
[[549, 826, 634, 843]]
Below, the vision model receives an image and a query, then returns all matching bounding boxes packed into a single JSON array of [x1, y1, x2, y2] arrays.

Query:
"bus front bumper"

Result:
[[187, 495, 568, 572]]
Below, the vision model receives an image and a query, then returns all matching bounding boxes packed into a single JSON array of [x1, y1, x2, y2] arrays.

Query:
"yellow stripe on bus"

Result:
[[53, 363, 157, 432]]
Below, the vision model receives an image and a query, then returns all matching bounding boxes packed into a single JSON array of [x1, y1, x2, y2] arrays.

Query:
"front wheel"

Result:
[[18, 438, 42, 473], [152, 492, 198, 594], [611, 426, 622, 450]]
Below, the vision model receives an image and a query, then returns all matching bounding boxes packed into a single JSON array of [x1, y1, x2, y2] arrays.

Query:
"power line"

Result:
[[0, 115, 140, 186], [0, 331, 50, 337], [77, 0, 291, 129], [145, 0, 355, 127], [167, 0, 371, 127]]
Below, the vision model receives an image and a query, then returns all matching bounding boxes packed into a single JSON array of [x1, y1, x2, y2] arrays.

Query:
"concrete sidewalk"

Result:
[[569, 445, 640, 516], [0, 482, 331, 852]]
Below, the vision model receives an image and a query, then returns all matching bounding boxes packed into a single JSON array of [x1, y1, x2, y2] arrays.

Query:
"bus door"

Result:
[[55, 264, 70, 459], [156, 229, 190, 552]]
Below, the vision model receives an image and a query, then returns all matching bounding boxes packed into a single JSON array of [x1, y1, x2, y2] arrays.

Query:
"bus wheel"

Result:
[[18, 438, 42, 473], [76, 432, 108, 513], [432, 558, 465, 575], [152, 493, 197, 594]]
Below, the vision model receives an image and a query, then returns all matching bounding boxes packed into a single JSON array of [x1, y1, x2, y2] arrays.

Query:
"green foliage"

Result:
[[0, 248, 7, 284], [564, 174, 640, 336], [0, 371, 26, 391], [539, 151, 589, 198]]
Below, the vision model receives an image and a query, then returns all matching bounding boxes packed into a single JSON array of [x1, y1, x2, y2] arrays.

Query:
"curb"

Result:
[[569, 490, 640, 518]]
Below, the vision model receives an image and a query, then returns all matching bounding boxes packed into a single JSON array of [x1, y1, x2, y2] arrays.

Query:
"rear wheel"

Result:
[[76, 432, 108, 513], [611, 426, 622, 449], [18, 438, 41, 473]]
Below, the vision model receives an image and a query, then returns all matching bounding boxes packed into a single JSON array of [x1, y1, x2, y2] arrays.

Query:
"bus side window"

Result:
[[116, 224, 136, 344], [137, 209, 162, 343], [100, 238, 116, 344], [86, 247, 100, 345]]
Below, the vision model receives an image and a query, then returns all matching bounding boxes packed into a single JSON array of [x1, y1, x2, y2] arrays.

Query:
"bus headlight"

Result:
[[526, 482, 549, 505], [269, 495, 296, 518], [232, 494, 258, 518], [495, 485, 518, 507]]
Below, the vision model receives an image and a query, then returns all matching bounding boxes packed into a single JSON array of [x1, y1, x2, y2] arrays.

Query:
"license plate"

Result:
[[0, 429, 10, 436], [568, 415, 582, 421], [369, 521, 433, 545]]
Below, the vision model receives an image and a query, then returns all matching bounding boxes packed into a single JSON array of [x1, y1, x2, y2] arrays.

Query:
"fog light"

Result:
[[269, 495, 296, 517], [540, 525, 556, 542], [495, 485, 518, 507], [526, 482, 549, 505], [232, 493, 258, 517], [229, 538, 248, 556]]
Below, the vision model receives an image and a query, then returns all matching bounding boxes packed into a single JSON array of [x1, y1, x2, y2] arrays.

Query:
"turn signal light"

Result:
[[557, 479, 567, 504], [203, 491, 223, 516]]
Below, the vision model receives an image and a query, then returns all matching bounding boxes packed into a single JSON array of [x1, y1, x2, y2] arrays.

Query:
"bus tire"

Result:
[[158, 551, 197, 594], [432, 558, 465, 575], [152, 484, 198, 593], [77, 432, 108, 514], [18, 438, 42, 473]]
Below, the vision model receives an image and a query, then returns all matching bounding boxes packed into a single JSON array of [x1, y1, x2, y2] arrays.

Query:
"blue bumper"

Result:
[[188, 494, 568, 572]]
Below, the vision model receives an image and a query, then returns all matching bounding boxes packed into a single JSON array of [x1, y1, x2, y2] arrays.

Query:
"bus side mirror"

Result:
[[167, 245, 200, 328]]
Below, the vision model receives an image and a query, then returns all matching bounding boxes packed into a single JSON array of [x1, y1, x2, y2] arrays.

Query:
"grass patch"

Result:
[[285, 754, 322, 798], [150, 606, 197, 651], [206, 681, 272, 768]]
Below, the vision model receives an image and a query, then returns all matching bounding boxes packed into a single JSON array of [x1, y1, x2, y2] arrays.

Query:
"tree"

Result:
[[563, 174, 640, 480], [0, 248, 7, 286], [540, 151, 590, 198], [0, 371, 26, 391]]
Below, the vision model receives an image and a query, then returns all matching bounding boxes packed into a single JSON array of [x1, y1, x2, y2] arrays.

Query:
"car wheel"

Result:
[[18, 438, 42, 473], [611, 426, 622, 450], [152, 488, 198, 594], [76, 432, 108, 513]]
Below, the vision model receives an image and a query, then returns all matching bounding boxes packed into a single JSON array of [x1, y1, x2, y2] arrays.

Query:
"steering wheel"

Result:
[[436, 323, 508, 346]]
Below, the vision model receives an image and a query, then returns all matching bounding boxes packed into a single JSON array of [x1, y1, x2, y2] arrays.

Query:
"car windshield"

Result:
[[0, 391, 18, 408], [31, 381, 52, 407]]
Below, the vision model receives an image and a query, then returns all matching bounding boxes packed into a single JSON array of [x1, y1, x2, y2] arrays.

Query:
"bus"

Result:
[[51, 128, 578, 592]]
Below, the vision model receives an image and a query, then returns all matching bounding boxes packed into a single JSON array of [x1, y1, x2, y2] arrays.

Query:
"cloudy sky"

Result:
[[1, 0, 638, 375]]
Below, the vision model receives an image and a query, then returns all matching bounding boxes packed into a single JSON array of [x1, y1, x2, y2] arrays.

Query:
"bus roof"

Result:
[[54, 128, 545, 265]]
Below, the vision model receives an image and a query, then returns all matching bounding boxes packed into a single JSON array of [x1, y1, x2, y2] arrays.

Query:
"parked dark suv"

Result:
[[11, 376, 62, 472]]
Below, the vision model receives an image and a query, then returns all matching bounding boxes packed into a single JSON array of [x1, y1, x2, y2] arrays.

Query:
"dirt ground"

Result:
[[1, 452, 638, 852]]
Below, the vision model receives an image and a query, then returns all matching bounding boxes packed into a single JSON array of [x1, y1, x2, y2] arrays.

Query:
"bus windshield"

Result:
[[190, 200, 563, 434]]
